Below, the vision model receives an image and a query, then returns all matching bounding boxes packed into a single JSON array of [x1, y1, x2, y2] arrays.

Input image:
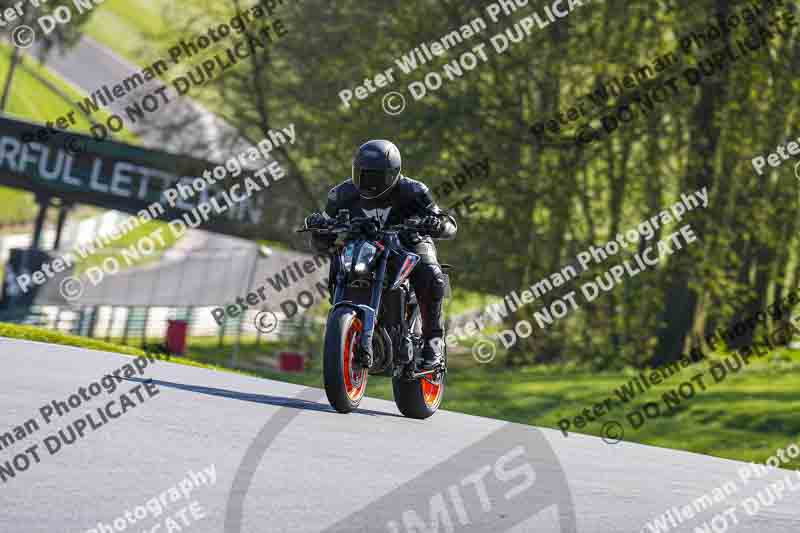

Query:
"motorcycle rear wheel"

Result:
[[323, 308, 368, 413], [392, 370, 445, 419]]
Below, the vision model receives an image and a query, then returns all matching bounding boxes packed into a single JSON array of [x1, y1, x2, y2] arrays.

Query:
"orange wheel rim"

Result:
[[421, 376, 443, 408], [342, 318, 367, 402]]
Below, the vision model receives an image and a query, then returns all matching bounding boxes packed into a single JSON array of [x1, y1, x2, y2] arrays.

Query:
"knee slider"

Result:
[[430, 267, 448, 300], [431, 277, 446, 299]]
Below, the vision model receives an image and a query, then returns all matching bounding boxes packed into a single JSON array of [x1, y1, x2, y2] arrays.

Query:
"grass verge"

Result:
[[0, 323, 250, 374]]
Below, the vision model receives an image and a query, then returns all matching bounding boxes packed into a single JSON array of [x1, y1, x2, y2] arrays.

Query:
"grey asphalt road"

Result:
[[1, 337, 799, 533]]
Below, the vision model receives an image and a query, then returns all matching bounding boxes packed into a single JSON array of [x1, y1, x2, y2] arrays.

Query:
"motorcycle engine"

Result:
[[368, 327, 394, 376]]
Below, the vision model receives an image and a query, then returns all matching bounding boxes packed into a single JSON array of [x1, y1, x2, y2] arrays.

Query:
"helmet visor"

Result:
[[353, 167, 397, 198], [359, 169, 387, 193]]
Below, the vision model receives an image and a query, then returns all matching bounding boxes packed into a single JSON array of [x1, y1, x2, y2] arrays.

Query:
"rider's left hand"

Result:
[[421, 215, 443, 235]]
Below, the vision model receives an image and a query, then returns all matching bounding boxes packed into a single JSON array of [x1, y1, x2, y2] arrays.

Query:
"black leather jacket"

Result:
[[312, 176, 457, 260]]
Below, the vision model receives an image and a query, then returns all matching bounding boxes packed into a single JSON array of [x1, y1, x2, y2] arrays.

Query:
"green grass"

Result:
[[445, 287, 497, 318], [0, 322, 152, 358], [0, 43, 137, 142], [0, 42, 67, 225], [82, 0, 173, 67], [0, 323, 250, 374], [0, 188, 36, 226], [251, 347, 800, 469], [3, 321, 799, 469], [83, 0, 228, 73], [456, 359, 800, 468], [257, 240, 292, 252]]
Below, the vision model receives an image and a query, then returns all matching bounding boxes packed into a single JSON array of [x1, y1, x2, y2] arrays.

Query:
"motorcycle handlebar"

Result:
[[297, 218, 430, 234]]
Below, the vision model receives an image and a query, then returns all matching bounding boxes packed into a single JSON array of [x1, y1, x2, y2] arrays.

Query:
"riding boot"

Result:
[[417, 273, 446, 370]]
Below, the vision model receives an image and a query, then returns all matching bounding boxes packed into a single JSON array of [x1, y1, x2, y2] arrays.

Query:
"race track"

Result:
[[1, 338, 798, 533]]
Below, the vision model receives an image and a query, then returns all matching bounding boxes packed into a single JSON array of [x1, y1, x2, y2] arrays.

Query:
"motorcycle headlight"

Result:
[[354, 243, 377, 274], [341, 242, 357, 272]]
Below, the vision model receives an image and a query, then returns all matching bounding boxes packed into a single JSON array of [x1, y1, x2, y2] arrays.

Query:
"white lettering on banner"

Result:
[[6, 125, 297, 295]]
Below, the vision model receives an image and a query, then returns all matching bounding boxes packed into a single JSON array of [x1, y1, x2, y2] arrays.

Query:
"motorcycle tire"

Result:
[[392, 309, 445, 419], [323, 307, 368, 413], [392, 371, 445, 419]]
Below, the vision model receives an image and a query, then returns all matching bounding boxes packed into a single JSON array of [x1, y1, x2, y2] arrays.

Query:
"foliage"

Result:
[[197, 0, 800, 368], [35, 0, 800, 368]]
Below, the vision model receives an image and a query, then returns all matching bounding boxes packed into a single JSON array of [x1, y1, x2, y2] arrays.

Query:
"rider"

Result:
[[305, 139, 457, 370]]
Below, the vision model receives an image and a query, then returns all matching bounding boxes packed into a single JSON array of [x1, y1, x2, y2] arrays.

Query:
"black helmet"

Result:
[[352, 140, 402, 199]]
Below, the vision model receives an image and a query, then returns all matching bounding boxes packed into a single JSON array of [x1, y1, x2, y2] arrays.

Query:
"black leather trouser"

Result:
[[409, 240, 447, 340]]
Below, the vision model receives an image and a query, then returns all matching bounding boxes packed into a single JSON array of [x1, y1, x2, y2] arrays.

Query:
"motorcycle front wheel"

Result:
[[323, 307, 368, 413]]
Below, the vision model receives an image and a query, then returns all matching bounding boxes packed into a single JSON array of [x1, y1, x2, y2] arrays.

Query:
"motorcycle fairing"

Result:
[[389, 253, 421, 291]]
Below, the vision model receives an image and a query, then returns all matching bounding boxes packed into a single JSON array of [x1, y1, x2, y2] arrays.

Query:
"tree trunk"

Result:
[[650, 0, 728, 367]]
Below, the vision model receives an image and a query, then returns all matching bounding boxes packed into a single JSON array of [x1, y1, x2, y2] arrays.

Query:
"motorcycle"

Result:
[[298, 212, 448, 419]]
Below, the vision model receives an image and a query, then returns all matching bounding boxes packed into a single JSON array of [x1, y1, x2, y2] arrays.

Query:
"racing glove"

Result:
[[421, 215, 444, 236], [305, 212, 328, 228]]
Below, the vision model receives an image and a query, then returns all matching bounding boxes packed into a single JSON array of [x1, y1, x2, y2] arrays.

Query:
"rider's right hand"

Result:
[[305, 212, 328, 229]]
